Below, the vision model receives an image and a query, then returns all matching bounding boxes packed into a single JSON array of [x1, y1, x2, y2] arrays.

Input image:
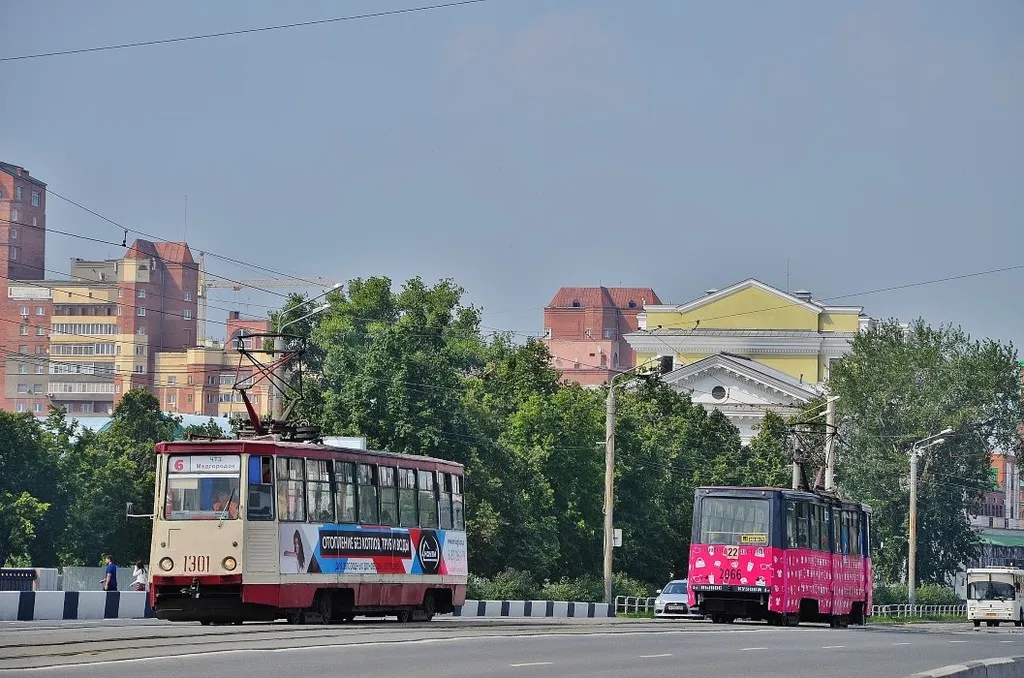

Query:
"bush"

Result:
[[467, 569, 539, 600], [469, 571, 653, 602], [874, 582, 961, 606]]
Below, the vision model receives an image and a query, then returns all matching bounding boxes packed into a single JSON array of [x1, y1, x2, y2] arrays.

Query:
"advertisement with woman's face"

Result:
[[280, 528, 309, 574]]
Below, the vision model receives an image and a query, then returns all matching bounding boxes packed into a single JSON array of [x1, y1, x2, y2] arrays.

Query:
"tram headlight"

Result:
[[222, 556, 237, 571], [159, 557, 174, 572]]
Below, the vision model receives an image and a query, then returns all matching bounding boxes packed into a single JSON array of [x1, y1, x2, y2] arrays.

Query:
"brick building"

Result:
[[543, 286, 662, 386], [0, 163, 50, 413]]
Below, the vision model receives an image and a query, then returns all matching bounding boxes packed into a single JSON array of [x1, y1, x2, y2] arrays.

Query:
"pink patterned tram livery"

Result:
[[688, 486, 872, 627]]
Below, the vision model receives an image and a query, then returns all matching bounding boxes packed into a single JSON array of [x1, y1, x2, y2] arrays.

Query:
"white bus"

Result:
[[966, 567, 1024, 628]]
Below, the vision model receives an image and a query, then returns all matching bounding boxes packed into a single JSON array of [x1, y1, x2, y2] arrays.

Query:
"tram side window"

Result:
[[439, 472, 453, 530], [851, 512, 862, 556], [833, 507, 842, 554], [452, 475, 465, 530], [247, 455, 274, 520], [334, 462, 357, 523], [786, 502, 798, 548], [817, 505, 828, 551], [418, 470, 438, 528], [808, 504, 821, 551], [840, 510, 850, 555], [306, 459, 335, 523], [398, 468, 417, 527], [277, 457, 305, 522], [357, 464, 379, 524], [379, 466, 398, 526], [796, 502, 810, 548]]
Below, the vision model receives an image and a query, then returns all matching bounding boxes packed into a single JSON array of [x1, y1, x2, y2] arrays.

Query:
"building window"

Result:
[[168, 376, 176, 385], [600, 354, 607, 366], [81, 403, 93, 413], [33, 384, 42, 394], [207, 394, 214, 404], [10, 246, 18, 261], [31, 191, 40, 207], [36, 306, 44, 316], [187, 394, 193, 403], [36, 326, 45, 336], [603, 328, 615, 339], [19, 306, 28, 316], [11, 208, 18, 222], [18, 345, 27, 353], [16, 186, 23, 201], [35, 345, 44, 355], [35, 365, 43, 374], [137, 327, 146, 335], [31, 216, 36, 227], [168, 394, 176, 405], [11, 228, 17, 239], [137, 289, 146, 299], [17, 363, 27, 374], [20, 324, 28, 335], [117, 289, 123, 298], [183, 310, 192, 320], [712, 385, 727, 400], [573, 362, 580, 370], [613, 352, 618, 367], [16, 403, 26, 413], [137, 307, 146, 316], [135, 345, 145, 355], [572, 299, 580, 308], [207, 375, 216, 386], [134, 365, 144, 373], [184, 291, 192, 302], [628, 300, 637, 309], [33, 403, 43, 413]]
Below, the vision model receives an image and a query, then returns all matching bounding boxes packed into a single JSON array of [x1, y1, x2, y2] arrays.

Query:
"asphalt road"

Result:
[[2, 618, 1022, 677]]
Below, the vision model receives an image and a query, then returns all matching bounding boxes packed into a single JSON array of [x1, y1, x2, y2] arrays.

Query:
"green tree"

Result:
[[0, 411, 55, 566], [183, 418, 226, 439], [694, 410, 794, 488], [829, 320, 1023, 584]]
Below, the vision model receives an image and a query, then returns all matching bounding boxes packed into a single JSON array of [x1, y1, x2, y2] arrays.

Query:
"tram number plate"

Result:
[[183, 555, 210, 573], [724, 546, 739, 559]]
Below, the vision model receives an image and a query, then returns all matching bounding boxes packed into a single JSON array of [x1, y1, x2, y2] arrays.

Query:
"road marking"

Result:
[[892, 642, 911, 646], [510, 662, 553, 668], [949, 640, 968, 643], [821, 645, 845, 649], [740, 647, 768, 651], [639, 653, 673, 658], [1001, 640, 1015, 643]]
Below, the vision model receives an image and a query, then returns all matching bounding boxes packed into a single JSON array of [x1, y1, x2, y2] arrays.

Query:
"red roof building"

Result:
[[543, 286, 661, 386]]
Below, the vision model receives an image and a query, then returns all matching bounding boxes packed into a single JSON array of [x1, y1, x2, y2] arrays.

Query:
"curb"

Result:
[[453, 600, 615, 618], [907, 656, 1024, 677], [0, 591, 154, 621]]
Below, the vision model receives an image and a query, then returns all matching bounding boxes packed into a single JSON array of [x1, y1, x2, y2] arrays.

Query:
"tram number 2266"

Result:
[[183, 555, 210, 573]]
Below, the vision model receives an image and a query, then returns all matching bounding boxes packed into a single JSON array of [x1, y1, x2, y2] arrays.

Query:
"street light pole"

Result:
[[603, 380, 616, 605], [823, 395, 840, 491], [907, 428, 953, 606]]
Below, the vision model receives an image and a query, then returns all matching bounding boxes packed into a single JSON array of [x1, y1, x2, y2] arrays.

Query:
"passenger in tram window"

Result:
[[213, 490, 238, 518]]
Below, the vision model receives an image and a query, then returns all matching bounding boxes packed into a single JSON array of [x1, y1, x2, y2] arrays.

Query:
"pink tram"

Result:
[[687, 486, 872, 627]]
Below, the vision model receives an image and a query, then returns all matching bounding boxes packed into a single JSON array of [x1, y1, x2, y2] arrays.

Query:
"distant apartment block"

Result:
[[543, 286, 662, 386]]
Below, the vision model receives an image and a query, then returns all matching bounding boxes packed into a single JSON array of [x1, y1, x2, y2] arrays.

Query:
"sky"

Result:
[[1, 0, 1022, 347]]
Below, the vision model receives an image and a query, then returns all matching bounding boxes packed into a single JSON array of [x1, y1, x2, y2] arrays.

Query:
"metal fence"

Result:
[[615, 596, 658, 614], [60, 566, 137, 592], [871, 604, 967, 618]]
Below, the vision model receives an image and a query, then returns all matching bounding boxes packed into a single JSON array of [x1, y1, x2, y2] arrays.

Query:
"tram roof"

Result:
[[695, 486, 871, 511], [155, 438, 464, 470]]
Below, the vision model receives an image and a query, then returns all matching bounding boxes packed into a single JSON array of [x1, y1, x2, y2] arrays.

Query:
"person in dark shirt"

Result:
[[102, 555, 118, 591]]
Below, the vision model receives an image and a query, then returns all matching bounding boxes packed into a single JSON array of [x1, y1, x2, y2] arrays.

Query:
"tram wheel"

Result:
[[396, 609, 413, 623], [287, 610, 306, 625], [973, 620, 981, 628], [200, 620, 212, 626]]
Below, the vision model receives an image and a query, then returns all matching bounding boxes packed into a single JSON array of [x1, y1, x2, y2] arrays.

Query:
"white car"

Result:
[[654, 579, 702, 619]]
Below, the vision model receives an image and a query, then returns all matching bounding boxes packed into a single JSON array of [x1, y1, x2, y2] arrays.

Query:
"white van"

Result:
[[966, 567, 1024, 628]]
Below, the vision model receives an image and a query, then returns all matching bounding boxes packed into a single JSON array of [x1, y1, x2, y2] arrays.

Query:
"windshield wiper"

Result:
[[218, 487, 236, 526]]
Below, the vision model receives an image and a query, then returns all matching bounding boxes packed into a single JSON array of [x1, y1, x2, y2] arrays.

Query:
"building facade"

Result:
[[625, 279, 873, 442], [543, 286, 661, 386]]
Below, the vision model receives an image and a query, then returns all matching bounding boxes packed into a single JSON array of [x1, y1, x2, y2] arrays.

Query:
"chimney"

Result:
[[793, 290, 812, 302], [229, 311, 240, 320]]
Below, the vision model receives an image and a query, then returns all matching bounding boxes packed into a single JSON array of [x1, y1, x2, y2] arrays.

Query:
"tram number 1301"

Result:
[[183, 555, 210, 573]]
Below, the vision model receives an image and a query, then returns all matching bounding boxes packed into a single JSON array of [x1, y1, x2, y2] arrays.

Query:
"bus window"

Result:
[[379, 466, 398, 526], [277, 457, 306, 522], [334, 462, 357, 523], [439, 472, 453, 530], [452, 475, 465, 530], [398, 468, 417, 527], [418, 470, 438, 528], [357, 464, 378, 525], [247, 455, 274, 521], [306, 459, 334, 524]]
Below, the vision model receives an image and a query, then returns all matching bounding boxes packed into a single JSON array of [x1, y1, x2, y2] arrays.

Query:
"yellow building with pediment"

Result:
[[625, 279, 874, 442]]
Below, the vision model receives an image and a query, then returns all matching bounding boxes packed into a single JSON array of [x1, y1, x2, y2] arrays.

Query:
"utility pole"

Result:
[[908, 447, 919, 608], [791, 431, 803, 490], [272, 333, 286, 421], [823, 396, 837, 491], [907, 430, 951, 607], [603, 382, 615, 605]]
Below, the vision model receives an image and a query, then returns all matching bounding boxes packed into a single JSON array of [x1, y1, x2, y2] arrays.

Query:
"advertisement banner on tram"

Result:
[[279, 524, 468, 576]]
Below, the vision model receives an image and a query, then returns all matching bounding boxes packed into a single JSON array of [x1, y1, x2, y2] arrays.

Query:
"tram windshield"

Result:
[[164, 454, 241, 520]]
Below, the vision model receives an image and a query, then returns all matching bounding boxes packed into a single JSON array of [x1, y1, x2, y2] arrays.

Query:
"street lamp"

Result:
[[908, 427, 954, 607], [270, 287, 338, 421], [603, 355, 674, 604]]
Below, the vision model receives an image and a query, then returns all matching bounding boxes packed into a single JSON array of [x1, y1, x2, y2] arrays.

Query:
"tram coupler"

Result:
[[180, 577, 200, 599]]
